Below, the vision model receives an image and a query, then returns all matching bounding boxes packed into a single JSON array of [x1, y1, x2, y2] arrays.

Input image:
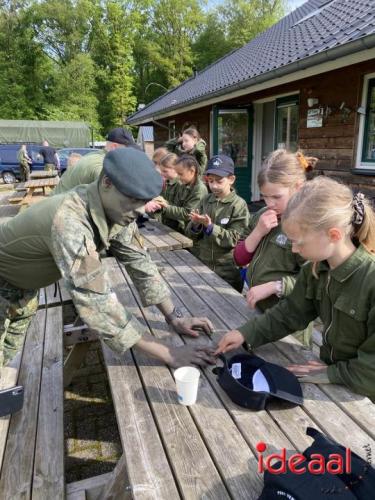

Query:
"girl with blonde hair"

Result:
[[217, 176, 375, 401], [234, 149, 317, 346]]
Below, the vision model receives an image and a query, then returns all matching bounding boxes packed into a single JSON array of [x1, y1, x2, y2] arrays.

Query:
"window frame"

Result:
[[274, 94, 299, 151], [356, 72, 375, 170]]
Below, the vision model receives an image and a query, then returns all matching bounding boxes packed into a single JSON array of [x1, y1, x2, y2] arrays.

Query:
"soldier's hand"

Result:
[[214, 330, 245, 355], [170, 317, 214, 337], [255, 209, 278, 237], [166, 345, 216, 368]]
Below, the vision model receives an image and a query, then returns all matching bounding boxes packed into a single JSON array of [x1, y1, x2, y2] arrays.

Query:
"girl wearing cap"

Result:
[[166, 127, 207, 177], [151, 155, 208, 234], [234, 149, 318, 347], [186, 154, 249, 292], [216, 176, 375, 401]]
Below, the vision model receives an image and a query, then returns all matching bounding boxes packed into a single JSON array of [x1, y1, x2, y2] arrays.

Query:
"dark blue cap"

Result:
[[206, 154, 234, 177], [103, 148, 163, 200]]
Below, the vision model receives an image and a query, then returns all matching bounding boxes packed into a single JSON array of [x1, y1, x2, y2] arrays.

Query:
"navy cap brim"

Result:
[[205, 168, 233, 177]]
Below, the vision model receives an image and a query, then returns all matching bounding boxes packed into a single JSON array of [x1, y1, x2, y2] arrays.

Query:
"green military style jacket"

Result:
[[0, 181, 170, 354], [186, 190, 249, 291], [53, 150, 105, 195], [161, 179, 207, 233], [245, 207, 306, 311], [238, 244, 375, 400], [166, 138, 208, 177], [151, 177, 180, 224]]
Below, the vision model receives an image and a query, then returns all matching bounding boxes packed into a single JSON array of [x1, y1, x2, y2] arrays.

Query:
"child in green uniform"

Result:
[[216, 176, 375, 401], [152, 155, 207, 233], [147, 149, 179, 217], [186, 155, 249, 292], [166, 128, 207, 177], [234, 149, 317, 347]]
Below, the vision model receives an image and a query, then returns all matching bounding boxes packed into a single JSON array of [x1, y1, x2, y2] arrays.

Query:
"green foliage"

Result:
[[0, 0, 286, 132]]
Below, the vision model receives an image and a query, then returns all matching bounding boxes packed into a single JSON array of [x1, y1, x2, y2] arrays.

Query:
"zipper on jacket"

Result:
[[249, 234, 268, 288], [323, 272, 334, 362]]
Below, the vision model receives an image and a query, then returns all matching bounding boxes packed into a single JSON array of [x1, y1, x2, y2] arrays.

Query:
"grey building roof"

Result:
[[128, 0, 375, 125], [137, 126, 154, 143]]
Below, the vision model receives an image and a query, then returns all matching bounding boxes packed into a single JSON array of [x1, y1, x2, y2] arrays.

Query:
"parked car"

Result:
[[57, 147, 100, 172], [0, 144, 99, 183], [0, 144, 44, 184]]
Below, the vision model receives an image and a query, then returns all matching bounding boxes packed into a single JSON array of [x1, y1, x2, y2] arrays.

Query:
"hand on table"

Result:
[[287, 360, 329, 383], [170, 317, 214, 337], [214, 330, 245, 355], [166, 345, 216, 368]]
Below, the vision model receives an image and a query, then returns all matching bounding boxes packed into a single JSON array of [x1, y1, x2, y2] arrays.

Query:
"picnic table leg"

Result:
[[63, 343, 91, 387], [90, 454, 131, 500]]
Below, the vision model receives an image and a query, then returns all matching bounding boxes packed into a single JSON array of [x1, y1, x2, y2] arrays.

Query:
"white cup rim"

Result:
[[174, 366, 200, 382]]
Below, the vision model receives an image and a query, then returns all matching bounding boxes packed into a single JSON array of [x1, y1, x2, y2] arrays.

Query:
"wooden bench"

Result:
[[0, 304, 65, 498], [64, 253, 375, 499]]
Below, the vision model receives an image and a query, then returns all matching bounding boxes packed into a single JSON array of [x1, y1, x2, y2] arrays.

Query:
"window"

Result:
[[217, 110, 248, 168], [275, 96, 299, 152], [168, 120, 176, 140], [362, 78, 375, 164]]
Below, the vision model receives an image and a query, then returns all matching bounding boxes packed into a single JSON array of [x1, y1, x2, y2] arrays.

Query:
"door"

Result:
[[212, 106, 252, 202]]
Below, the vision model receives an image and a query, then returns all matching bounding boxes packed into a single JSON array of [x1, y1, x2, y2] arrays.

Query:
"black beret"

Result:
[[103, 148, 163, 200], [106, 127, 135, 146]]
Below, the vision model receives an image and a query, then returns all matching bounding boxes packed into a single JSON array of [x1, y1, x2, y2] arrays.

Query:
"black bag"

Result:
[[258, 427, 375, 500], [213, 353, 303, 411]]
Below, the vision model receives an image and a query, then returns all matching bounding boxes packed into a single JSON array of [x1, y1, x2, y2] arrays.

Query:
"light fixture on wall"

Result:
[[339, 101, 351, 123], [307, 97, 319, 107]]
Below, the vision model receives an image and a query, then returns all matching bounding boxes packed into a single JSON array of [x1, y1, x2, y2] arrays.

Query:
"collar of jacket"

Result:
[[86, 180, 111, 249], [207, 190, 237, 204], [167, 178, 179, 186], [316, 244, 369, 283]]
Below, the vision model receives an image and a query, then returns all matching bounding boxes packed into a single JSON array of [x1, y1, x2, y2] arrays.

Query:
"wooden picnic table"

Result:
[[21, 177, 59, 206], [2, 249, 374, 499], [30, 170, 59, 179], [138, 218, 193, 251]]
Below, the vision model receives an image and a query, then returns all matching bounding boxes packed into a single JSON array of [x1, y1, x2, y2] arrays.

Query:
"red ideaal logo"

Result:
[[256, 442, 352, 475]]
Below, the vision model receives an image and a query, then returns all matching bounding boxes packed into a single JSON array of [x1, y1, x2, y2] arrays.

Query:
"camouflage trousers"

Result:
[[0, 277, 38, 369], [20, 161, 30, 182]]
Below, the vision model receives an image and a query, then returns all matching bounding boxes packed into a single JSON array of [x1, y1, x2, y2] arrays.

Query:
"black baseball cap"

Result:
[[103, 147, 163, 200], [106, 127, 136, 146], [206, 154, 234, 177], [213, 353, 303, 410]]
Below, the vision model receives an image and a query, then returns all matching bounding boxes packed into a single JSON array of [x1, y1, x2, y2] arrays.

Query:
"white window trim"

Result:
[[168, 120, 176, 140], [355, 72, 375, 169]]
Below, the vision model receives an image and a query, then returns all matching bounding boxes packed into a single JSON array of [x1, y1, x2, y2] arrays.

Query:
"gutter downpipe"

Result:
[[128, 34, 375, 126]]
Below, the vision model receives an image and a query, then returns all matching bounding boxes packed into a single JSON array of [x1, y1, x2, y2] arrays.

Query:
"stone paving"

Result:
[[64, 341, 122, 483]]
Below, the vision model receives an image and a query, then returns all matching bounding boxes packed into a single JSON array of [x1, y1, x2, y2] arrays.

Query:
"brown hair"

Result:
[[152, 147, 169, 164], [258, 149, 318, 189], [182, 127, 201, 141], [175, 154, 199, 184], [283, 176, 375, 258]]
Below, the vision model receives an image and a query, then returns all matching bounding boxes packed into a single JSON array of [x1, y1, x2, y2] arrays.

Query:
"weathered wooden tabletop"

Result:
[[30, 170, 59, 179], [138, 218, 193, 251], [24, 177, 60, 189], [97, 251, 375, 499]]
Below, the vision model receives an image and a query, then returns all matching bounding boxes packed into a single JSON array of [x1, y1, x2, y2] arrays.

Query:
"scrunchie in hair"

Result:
[[352, 192, 365, 226]]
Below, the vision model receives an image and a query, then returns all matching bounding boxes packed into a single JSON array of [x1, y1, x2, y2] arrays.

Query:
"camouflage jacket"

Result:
[[0, 181, 170, 353]]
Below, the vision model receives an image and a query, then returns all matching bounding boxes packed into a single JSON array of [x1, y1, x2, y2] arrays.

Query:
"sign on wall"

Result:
[[307, 108, 323, 128]]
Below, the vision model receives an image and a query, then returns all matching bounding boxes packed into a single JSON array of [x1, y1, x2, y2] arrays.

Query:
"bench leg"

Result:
[[91, 454, 131, 500], [63, 343, 91, 388]]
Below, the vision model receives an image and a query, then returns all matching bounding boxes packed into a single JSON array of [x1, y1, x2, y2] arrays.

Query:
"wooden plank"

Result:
[[66, 491, 86, 500], [64, 343, 91, 388], [96, 454, 130, 500], [66, 472, 112, 498], [64, 328, 97, 347], [45, 283, 62, 307], [32, 306, 64, 499], [104, 258, 230, 499], [59, 279, 72, 303], [0, 309, 46, 499]]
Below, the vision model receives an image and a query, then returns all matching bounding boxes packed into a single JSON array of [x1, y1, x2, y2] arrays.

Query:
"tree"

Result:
[[220, 0, 285, 49], [192, 13, 231, 71]]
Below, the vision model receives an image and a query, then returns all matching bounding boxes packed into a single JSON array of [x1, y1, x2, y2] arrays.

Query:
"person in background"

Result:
[[186, 155, 249, 292], [166, 127, 207, 177], [150, 155, 208, 234], [233, 149, 318, 347], [38, 140, 58, 172], [67, 152, 82, 169], [53, 127, 138, 195], [216, 176, 375, 401], [17, 144, 32, 182]]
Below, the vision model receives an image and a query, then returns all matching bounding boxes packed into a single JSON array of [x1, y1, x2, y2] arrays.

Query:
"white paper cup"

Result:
[[174, 366, 200, 406]]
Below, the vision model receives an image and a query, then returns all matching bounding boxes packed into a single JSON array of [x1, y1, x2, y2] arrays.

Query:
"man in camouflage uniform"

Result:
[[0, 148, 214, 369]]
